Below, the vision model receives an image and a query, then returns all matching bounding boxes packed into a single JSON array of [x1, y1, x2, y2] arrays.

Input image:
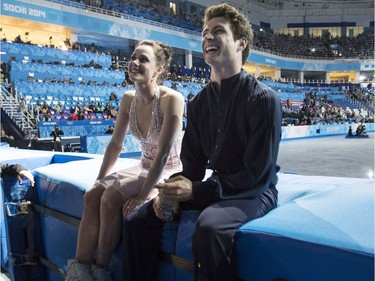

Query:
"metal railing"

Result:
[[1, 84, 37, 134]]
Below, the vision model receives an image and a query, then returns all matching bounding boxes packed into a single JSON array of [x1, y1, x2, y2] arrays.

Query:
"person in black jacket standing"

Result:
[[50, 125, 64, 152]]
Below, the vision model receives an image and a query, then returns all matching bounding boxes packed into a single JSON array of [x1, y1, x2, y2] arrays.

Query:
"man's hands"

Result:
[[153, 175, 193, 220], [122, 175, 193, 220], [17, 170, 35, 186], [156, 175, 193, 202]]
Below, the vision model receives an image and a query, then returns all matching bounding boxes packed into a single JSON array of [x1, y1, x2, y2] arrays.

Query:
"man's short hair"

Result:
[[203, 3, 253, 65]]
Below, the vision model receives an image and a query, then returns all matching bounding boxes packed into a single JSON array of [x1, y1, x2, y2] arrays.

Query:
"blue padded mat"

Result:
[[3, 154, 374, 281], [33, 158, 140, 281], [236, 178, 374, 281]]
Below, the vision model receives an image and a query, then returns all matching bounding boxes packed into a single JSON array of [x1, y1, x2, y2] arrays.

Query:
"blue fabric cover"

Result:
[[236, 182, 374, 281], [1, 176, 47, 280], [33, 158, 139, 281], [2, 153, 374, 281]]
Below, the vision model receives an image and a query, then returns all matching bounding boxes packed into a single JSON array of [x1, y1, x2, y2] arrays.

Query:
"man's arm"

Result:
[[1, 163, 35, 186], [1, 163, 27, 176]]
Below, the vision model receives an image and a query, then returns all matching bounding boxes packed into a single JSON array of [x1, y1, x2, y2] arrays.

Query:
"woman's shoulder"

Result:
[[159, 85, 184, 102], [122, 90, 136, 101]]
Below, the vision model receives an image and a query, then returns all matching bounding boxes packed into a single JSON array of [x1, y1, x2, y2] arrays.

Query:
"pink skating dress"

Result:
[[96, 88, 183, 199]]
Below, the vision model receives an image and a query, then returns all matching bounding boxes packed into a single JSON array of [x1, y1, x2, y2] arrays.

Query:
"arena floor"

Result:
[[277, 132, 374, 179], [0, 133, 374, 281]]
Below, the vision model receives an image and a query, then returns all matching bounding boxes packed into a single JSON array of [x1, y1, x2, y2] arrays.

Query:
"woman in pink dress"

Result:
[[65, 40, 185, 281]]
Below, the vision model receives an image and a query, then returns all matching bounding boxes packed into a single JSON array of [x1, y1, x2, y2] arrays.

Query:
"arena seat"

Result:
[[1, 42, 112, 68]]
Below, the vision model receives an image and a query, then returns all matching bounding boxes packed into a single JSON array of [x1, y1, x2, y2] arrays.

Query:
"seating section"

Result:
[[3, 39, 369, 136], [1, 42, 112, 68], [101, 0, 202, 33], [10, 61, 125, 85]]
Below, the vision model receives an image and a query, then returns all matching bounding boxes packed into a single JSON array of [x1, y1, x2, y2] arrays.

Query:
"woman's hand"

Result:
[[123, 197, 146, 218]]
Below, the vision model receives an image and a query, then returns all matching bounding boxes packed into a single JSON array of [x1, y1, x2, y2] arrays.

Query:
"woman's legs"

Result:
[[95, 186, 124, 268], [94, 166, 146, 268], [76, 184, 106, 265]]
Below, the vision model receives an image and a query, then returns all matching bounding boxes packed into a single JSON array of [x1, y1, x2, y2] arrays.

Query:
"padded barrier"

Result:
[[1, 153, 374, 281], [1, 176, 47, 280], [32, 158, 140, 281], [236, 182, 374, 281]]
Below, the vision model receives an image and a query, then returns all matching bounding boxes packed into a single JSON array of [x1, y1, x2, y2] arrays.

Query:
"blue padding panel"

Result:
[[81, 133, 141, 154], [38, 120, 117, 138], [33, 158, 140, 281], [175, 211, 199, 281], [50, 154, 94, 164], [276, 173, 374, 205], [157, 211, 199, 281], [236, 232, 373, 281], [236, 183, 374, 281], [157, 221, 179, 280], [1, 176, 47, 280], [3, 149, 374, 281], [0, 147, 54, 170]]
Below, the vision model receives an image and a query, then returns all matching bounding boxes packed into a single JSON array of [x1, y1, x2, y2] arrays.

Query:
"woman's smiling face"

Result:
[[128, 44, 160, 83]]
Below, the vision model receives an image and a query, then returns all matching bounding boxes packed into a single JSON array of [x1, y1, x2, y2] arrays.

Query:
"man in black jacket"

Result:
[[50, 125, 64, 152], [123, 3, 282, 281]]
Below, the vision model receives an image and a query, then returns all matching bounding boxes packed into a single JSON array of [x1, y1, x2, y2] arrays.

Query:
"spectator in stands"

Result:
[[1, 129, 9, 141], [41, 102, 52, 121], [50, 125, 64, 152], [82, 102, 93, 114], [103, 102, 112, 115], [89, 101, 97, 113], [65, 40, 185, 281], [96, 102, 103, 113], [105, 125, 114, 134], [1, 163, 35, 187], [109, 106, 118, 119], [109, 92, 118, 101], [18, 98, 27, 113], [14, 35, 23, 43], [73, 102, 82, 115], [25, 128, 33, 140], [72, 41, 80, 50], [121, 4, 281, 281], [33, 101, 42, 120], [54, 101, 63, 114], [71, 113, 79, 121]]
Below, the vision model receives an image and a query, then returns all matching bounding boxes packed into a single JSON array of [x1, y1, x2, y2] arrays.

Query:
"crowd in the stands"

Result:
[[1, 0, 374, 139], [70, 0, 374, 60]]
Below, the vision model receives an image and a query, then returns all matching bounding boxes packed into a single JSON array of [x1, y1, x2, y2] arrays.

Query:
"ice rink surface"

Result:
[[277, 132, 374, 179]]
